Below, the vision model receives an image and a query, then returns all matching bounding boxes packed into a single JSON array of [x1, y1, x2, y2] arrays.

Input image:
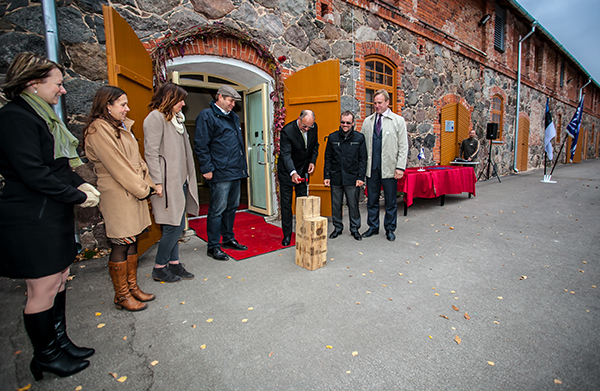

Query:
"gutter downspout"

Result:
[[579, 79, 591, 101], [513, 23, 536, 173], [41, 0, 64, 122]]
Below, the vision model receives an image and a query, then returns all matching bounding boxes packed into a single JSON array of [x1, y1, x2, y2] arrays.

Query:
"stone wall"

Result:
[[1, 0, 599, 250]]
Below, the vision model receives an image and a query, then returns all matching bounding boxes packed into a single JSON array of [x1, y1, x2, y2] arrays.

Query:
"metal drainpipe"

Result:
[[513, 23, 536, 173], [579, 79, 591, 101], [41, 0, 65, 122]]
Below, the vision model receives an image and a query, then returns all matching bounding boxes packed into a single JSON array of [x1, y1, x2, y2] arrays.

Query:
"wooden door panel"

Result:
[[518, 116, 529, 171], [103, 5, 160, 255], [456, 104, 470, 158], [283, 60, 340, 217], [440, 103, 457, 165]]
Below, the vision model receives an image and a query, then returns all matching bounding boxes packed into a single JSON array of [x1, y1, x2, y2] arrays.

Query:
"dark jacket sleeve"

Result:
[[0, 106, 86, 204], [358, 133, 367, 180], [323, 136, 333, 180], [279, 125, 296, 176], [194, 111, 214, 174], [310, 125, 319, 164]]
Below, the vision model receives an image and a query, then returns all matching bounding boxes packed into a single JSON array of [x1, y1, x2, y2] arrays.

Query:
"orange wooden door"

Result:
[[517, 115, 529, 172], [283, 59, 340, 217], [566, 132, 583, 163], [103, 5, 161, 255], [440, 103, 457, 165]]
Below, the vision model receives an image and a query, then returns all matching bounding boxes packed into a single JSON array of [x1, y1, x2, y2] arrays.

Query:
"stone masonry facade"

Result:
[[1, 0, 599, 250]]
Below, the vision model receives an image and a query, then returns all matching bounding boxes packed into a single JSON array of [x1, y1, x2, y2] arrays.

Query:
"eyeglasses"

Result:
[[299, 123, 314, 130], [340, 121, 353, 125]]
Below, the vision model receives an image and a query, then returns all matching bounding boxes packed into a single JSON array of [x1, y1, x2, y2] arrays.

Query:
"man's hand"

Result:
[[324, 179, 330, 187], [467, 157, 472, 161], [356, 180, 364, 187], [155, 184, 164, 197], [291, 173, 301, 184], [203, 172, 213, 180], [394, 169, 404, 180], [307, 163, 315, 174]]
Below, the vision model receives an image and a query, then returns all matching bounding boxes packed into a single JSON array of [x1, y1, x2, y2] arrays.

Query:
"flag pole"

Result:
[[549, 137, 567, 176], [541, 150, 557, 183]]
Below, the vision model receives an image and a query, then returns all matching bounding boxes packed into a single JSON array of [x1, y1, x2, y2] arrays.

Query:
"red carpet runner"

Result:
[[188, 211, 295, 261]]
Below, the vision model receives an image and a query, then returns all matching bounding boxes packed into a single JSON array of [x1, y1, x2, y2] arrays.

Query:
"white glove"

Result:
[[78, 183, 100, 208]]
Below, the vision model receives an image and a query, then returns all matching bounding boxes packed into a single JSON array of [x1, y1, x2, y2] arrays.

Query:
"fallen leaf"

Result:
[[578, 269, 585, 273], [493, 321, 500, 324], [201, 344, 206, 349], [554, 379, 562, 384], [415, 243, 419, 246], [109, 372, 118, 379], [388, 298, 393, 301], [192, 325, 196, 329], [519, 276, 527, 280], [439, 315, 449, 319], [67, 275, 75, 281], [95, 312, 102, 316], [450, 290, 455, 293], [428, 335, 433, 339], [151, 360, 159, 366], [346, 371, 351, 374], [117, 376, 127, 383], [206, 318, 213, 323], [123, 336, 127, 340], [227, 276, 232, 279], [242, 319, 248, 323], [75, 386, 82, 391], [398, 273, 403, 275], [497, 296, 503, 300], [248, 307, 254, 310], [326, 345, 333, 349], [449, 227, 455, 230], [464, 313, 470, 320], [382, 284, 387, 287], [97, 323, 105, 328], [366, 291, 371, 294], [434, 293, 439, 296], [452, 305, 459, 311], [352, 351, 358, 356], [16, 384, 31, 391], [180, 302, 185, 305], [454, 335, 461, 344], [269, 351, 273, 357], [13, 350, 21, 356], [356, 302, 361, 305], [358, 252, 363, 255], [487, 361, 495, 366], [369, 270, 374, 273], [408, 281, 413, 284]]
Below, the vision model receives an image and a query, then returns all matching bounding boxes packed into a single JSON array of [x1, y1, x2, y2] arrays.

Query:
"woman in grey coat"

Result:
[[144, 83, 199, 282]]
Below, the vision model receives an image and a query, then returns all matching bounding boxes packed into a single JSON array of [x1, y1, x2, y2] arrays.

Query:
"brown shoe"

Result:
[[108, 261, 147, 311], [126, 255, 155, 302]]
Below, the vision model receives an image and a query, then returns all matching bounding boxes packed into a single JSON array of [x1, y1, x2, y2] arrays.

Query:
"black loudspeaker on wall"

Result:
[[486, 123, 498, 140]]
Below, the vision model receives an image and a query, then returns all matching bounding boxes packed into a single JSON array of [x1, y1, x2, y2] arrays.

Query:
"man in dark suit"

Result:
[[277, 110, 319, 246]]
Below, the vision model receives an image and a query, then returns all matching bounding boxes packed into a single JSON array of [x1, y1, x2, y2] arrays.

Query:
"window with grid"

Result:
[[490, 95, 504, 139], [365, 56, 396, 117]]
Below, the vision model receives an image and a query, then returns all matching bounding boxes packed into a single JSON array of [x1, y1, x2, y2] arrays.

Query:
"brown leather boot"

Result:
[[108, 261, 147, 311], [126, 254, 155, 302]]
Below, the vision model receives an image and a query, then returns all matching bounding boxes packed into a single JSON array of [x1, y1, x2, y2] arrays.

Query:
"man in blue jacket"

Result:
[[195, 85, 249, 261], [324, 111, 367, 241]]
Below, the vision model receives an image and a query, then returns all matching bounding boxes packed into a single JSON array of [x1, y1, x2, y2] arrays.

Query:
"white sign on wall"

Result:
[[445, 120, 455, 133]]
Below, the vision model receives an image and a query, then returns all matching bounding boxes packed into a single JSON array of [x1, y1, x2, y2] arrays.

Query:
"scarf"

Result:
[[170, 111, 185, 134], [21, 92, 83, 167]]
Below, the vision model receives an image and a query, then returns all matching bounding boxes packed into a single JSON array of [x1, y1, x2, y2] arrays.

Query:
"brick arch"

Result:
[[355, 41, 405, 130], [143, 36, 291, 80], [432, 94, 474, 164]]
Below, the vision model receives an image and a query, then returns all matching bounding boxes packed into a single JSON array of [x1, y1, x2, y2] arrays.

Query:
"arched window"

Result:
[[490, 95, 504, 139], [365, 56, 396, 116]]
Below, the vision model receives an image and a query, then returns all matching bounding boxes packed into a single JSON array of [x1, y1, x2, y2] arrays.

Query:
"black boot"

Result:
[[24, 308, 89, 381], [53, 290, 95, 359]]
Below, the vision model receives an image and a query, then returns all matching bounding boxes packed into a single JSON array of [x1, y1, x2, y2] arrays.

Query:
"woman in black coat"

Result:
[[0, 53, 100, 381]]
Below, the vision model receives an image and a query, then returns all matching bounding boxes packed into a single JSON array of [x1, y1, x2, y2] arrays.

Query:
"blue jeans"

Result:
[[155, 183, 187, 265], [366, 169, 398, 232], [207, 180, 240, 249]]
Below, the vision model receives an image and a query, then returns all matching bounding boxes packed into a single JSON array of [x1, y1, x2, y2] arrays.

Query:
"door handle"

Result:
[[256, 143, 267, 165]]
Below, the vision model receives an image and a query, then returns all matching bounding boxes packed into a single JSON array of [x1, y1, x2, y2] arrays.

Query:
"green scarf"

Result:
[[21, 92, 83, 168]]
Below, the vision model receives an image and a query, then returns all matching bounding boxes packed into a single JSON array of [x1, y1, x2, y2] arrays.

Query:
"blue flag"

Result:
[[566, 96, 584, 162], [418, 147, 425, 160], [544, 98, 556, 160]]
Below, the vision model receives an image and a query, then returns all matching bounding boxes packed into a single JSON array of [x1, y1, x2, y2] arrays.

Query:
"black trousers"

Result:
[[366, 169, 398, 232], [330, 184, 361, 234], [280, 181, 307, 237]]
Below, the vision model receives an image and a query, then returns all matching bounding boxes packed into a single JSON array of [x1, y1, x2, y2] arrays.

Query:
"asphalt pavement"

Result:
[[1, 160, 599, 391]]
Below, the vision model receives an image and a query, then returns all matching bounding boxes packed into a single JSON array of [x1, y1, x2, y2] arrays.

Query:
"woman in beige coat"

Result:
[[144, 83, 199, 282], [83, 86, 156, 311]]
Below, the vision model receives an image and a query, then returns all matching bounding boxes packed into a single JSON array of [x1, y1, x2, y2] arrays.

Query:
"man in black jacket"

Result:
[[277, 110, 319, 246], [195, 85, 249, 261], [324, 111, 367, 241]]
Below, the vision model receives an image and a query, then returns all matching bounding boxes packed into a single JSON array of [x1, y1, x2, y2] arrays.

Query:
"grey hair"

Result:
[[299, 110, 315, 120]]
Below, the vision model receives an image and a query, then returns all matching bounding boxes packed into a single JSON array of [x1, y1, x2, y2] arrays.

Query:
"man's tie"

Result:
[[302, 131, 307, 147], [375, 114, 382, 137]]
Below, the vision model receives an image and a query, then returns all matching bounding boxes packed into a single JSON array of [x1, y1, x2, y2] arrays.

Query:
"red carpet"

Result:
[[188, 211, 295, 261]]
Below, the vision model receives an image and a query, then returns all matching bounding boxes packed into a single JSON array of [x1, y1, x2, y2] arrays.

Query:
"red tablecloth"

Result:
[[398, 166, 477, 207]]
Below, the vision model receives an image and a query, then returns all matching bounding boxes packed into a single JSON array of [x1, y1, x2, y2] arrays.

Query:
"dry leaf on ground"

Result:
[[326, 345, 333, 349], [151, 360, 159, 366], [97, 323, 105, 328], [206, 318, 213, 323], [16, 384, 31, 391], [487, 361, 495, 366], [439, 315, 449, 319], [464, 313, 471, 320], [117, 376, 127, 383], [452, 305, 459, 311], [454, 335, 461, 344], [109, 372, 118, 378], [352, 351, 358, 356]]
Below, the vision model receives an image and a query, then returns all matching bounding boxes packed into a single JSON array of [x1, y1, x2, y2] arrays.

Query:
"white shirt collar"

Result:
[[215, 102, 230, 115]]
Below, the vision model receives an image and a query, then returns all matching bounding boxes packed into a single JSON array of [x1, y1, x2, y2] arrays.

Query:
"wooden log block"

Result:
[[295, 216, 328, 271], [295, 196, 321, 233]]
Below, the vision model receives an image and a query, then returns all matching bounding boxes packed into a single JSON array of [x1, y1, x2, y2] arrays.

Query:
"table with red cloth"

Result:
[[398, 166, 477, 215]]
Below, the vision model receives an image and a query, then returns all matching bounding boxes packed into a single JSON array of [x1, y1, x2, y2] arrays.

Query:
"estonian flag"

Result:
[[566, 96, 584, 162], [544, 98, 556, 160]]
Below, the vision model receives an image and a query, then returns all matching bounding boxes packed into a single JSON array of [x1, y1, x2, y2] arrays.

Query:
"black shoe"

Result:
[[281, 236, 291, 246], [53, 290, 95, 359], [362, 228, 379, 238], [351, 232, 362, 241], [152, 266, 182, 282], [168, 263, 195, 280], [222, 239, 248, 251], [329, 230, 342, 239], [207, 247, 230, 261], [386, 230, 396, 242], [24, 308, 90, 381]]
